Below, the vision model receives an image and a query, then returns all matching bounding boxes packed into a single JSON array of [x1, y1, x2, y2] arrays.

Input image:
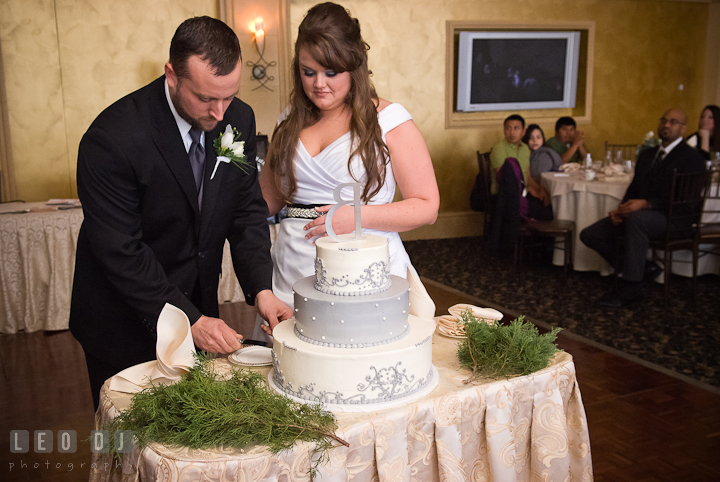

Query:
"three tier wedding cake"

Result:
[[270, 233, 437, 408]]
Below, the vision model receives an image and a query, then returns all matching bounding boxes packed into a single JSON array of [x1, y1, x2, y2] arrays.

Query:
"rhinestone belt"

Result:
[[286, 204, 324, 219]]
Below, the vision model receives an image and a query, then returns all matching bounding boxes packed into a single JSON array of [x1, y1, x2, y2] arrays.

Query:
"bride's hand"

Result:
[[303, 204, 357, 240]]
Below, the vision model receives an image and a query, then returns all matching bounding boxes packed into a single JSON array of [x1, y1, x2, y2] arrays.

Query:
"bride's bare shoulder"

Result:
[[376, 98, 392, 113]]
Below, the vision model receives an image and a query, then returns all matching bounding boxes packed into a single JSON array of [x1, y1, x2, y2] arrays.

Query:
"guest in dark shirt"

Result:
[[686, 104, 720, 160], [580, 109, 706, 309], [546, 116, 588, 164]]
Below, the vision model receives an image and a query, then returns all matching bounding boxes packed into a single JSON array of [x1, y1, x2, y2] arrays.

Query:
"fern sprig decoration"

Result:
[[456, 309, 561, 383], [102, 352, 346, 477]]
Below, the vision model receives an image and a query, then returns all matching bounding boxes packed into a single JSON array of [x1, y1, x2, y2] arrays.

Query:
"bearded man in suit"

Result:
[[70, 16, 292, 408], [580, 108, 706, 309]]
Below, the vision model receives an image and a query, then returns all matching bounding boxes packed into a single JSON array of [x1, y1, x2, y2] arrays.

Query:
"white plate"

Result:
[[229, 346, 273, 366]]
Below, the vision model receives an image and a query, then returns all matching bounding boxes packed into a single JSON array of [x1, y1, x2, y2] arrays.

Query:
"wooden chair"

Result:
[[515, 218, 575, 278], [647, 169, 711, 300], [691, 167, 720, 294], [472, 151, 493, 236], [604, 141, 638, 162]]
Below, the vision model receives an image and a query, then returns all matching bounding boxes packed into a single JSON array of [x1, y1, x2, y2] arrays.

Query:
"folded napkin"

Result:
[[447, 303, 503, 323], [601, 164, 625, 176], [407, 268, 436, 321], [110, 303, 197, 393], [558, 163, 580, 172], [600, 174, 631, 183], [436, 314, 466, 336], [434, 304, 503, 337]]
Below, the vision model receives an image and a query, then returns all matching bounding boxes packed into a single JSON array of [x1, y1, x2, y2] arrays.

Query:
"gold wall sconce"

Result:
[[247, 17, 276, 91]]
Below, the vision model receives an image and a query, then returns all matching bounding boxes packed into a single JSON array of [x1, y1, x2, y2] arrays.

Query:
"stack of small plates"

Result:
[[435, 303, 504, 339]]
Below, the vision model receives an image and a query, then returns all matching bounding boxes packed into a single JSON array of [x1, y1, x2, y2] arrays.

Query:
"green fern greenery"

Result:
[[102, 352, 345, 477], [456, 309, 561, 382]]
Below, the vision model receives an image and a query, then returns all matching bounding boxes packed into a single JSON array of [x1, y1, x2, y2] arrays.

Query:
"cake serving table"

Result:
[[91, 333, 593, 481]]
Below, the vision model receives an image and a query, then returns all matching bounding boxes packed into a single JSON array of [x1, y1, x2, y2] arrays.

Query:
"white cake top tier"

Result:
[[314, 234, 391, 296]]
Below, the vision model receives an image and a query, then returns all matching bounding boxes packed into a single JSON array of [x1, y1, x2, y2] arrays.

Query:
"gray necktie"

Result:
[[189, 128, 205, 209]]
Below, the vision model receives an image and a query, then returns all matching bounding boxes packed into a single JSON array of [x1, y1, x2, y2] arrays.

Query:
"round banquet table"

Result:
[[541, 171, 631, 274], [541, 170, 720, 277], [91, 333, 593, 482], [0, 201, 83, 333]]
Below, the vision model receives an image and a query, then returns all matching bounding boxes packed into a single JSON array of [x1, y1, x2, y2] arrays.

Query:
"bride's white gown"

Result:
[[253, 104, 422, 341]]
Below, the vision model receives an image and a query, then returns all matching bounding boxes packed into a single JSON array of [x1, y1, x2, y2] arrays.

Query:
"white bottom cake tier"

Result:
[[270, 315, 437, 411]]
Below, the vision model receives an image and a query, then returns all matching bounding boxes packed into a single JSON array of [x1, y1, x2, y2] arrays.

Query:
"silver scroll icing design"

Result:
[[314, 257, 391, 296], [272, 352, 433, 405]]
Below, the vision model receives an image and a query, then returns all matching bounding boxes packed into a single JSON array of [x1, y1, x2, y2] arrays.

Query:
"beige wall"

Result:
[[0, 0, 714, 222], [290, 0, 710, 215], [704, 2, 720, 106], [223, 0, 292, 138], [0, 0, 217, 201]]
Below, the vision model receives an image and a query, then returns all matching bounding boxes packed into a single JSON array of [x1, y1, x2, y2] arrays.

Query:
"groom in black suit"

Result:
[[70, 16, 292, 408], [580, 108, 706, 309]]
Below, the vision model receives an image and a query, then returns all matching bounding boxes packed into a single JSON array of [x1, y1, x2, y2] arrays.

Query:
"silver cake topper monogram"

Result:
[[325, 183, 365, 242]]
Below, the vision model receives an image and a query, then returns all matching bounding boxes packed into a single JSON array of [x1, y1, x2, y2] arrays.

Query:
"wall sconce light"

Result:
[[247, 16, 275, 91]]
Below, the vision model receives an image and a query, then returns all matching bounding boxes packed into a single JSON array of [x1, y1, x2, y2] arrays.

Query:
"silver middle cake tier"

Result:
[[292, 274, 410, 348]]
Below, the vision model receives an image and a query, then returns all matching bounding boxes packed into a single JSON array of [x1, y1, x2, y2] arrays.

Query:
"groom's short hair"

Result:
[[169, 16, 242, 80]]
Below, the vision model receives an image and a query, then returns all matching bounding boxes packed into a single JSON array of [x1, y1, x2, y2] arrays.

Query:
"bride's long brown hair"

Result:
[[268, 2, 389, 203]]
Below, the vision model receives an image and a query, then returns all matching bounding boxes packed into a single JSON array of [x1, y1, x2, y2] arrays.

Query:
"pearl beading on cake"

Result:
[[293, 324, 409, 348]]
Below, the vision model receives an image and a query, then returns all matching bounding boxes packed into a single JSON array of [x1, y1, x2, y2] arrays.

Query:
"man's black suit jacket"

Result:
[[623, 140, 706, 212], [70, 76, 272, 367]]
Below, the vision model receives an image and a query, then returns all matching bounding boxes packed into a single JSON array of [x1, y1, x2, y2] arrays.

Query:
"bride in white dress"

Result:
[[254, 2, 439, 339]]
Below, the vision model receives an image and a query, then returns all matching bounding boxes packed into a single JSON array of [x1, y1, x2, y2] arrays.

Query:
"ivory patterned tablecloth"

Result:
[[0, 201, 260, 334], [91, 334, 593, 482], [0, 202, 83, 333]]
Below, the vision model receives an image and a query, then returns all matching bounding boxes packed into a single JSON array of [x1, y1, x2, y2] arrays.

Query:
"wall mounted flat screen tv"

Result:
[[456, 31, 581, 112]]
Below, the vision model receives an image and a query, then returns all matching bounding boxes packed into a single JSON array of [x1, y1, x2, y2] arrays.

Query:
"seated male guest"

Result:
[[489, 115, 549, 211], [489, 114, 530, 195], [579, 109, 706, 308], [546, 116, 588, 164]]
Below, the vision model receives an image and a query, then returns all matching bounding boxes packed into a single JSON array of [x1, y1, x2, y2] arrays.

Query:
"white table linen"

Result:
[[542, 172, 720, 277], [0, 202, 83, 333], [541, 172, 629, 273]]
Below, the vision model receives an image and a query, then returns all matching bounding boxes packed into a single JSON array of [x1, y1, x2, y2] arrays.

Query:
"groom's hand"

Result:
[[255, 289, 292, 335], [191, 316, 243, 354]]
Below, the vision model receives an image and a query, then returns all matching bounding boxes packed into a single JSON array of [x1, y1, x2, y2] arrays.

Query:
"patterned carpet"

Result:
[[404, 236, 720, 388]]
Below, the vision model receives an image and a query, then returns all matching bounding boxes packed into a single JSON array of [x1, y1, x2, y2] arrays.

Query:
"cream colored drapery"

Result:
[[0, 38, 17, 202]]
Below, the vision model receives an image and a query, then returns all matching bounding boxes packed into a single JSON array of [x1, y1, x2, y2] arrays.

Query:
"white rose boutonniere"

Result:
[[211, 124, 252, 179], [636, 130, 661, 157]]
